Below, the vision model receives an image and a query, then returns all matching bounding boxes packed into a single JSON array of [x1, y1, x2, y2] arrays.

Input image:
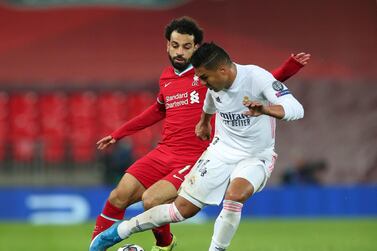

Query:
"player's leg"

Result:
[[208, 178, 252, 251], [91, 173, 145, 239], [92, 148, 171, 240], [142, 163, 191, 250], [89, 150, 231, 250], [143, 180, 177, 249], [209, 158, 273, 251], [120, 195, 201, 238], [89, 196, 201, 251]]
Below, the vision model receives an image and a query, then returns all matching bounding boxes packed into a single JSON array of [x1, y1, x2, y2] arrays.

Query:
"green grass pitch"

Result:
[[0, 218, 376, 251]]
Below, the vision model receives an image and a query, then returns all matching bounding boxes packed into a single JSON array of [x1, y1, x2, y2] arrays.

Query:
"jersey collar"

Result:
[[174, 64, 193, 76]]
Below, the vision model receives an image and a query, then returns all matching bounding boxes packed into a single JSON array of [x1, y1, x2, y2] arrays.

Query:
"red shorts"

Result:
[[126, 145, 199, 190]]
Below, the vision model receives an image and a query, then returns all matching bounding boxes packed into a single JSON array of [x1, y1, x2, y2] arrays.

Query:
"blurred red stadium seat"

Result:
[[0, 92, 9, 161], [39, 92, 68, 163], [67, 91, 97, 163], [9, 92, 38, 162], [2, 90, 161, 164], [97, 91, 128, 136], [126, 92, 160, 157]]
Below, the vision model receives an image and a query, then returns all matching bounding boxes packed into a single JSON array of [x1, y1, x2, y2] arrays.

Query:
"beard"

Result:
[[168, 55, 191, 72]]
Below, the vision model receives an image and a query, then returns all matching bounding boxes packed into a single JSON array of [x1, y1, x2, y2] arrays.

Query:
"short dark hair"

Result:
[[191, 42, 232, 70], [165, 16, 203, 45]]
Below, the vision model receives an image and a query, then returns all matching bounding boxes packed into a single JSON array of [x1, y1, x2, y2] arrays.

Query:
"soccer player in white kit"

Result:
[[89, 42, 304, 251]]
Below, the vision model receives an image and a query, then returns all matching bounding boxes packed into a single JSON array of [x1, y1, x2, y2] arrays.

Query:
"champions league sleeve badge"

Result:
[[272, 81, 284, 91], [272, 81, 291, 97]]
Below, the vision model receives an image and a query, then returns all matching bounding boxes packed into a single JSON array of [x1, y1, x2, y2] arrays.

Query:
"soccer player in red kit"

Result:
[[91, 17, 310, 251]]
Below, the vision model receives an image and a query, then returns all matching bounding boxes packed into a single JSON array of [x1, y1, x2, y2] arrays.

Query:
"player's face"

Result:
[[195, 65, 230, 92], [167, 31, 197, 72]]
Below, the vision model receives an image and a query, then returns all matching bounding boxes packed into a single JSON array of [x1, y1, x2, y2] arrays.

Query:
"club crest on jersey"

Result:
[[192, 75, 200, 86]]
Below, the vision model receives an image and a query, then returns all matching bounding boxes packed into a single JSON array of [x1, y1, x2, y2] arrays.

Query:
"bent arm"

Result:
[[263, 82, 304, 121]]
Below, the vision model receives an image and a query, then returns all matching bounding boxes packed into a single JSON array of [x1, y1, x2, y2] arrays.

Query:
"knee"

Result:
[[174, 197, 200, 219], [178, 206, 197, 219], [225, 191, 251, 203], [109, 188, 132, 209], [142, 193, 162, 210]]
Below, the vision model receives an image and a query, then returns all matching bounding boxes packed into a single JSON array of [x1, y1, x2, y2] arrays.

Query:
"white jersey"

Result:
[[203, 64, 304, 163]]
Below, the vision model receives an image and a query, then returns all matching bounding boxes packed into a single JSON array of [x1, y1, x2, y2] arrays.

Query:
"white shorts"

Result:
[[179, 149, 276, 208]]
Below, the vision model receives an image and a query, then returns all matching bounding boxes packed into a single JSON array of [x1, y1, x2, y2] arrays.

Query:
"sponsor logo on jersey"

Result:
[[190, 91, 199, 104], [164, 82, 172, 87], [165, 91, 199, 109], [219, 112, 251, 127], [166, 92, 188, 102], [215, 96, 222, 103]]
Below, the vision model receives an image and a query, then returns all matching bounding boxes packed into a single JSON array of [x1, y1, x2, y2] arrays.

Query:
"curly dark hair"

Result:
[[191, 42, 232, 70], [165, 16, 204, 45]]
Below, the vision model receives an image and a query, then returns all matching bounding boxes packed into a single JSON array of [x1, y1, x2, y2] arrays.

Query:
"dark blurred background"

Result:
[[0, 0, 376, 222]]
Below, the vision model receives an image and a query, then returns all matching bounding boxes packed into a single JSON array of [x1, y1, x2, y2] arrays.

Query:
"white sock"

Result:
[[117, 203, 185, 239], [208, 200, 243, 251]]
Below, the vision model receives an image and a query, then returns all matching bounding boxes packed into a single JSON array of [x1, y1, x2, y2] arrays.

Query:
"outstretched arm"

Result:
[[97, 101, 166, 150], [271, 52, 311, 82]]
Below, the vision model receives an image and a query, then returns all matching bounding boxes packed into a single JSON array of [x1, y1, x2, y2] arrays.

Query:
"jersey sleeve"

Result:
[[271, 55, 304, 82], [110, 99, 166, 140], [253, 66, 304, 121], [203, 90, 216, 114]]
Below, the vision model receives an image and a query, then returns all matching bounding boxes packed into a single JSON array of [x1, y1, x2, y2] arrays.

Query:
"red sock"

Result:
[[91, 200, 125, 240], [152, 224, 173, 247]]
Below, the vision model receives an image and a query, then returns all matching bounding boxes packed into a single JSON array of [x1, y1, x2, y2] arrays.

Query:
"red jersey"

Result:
[[156, 65, 209, 157]]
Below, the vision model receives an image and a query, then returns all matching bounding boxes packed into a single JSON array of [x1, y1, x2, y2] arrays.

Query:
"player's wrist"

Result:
[[110, 133, 119, 141], [289, 55, 305, 68], [261, 105, 271, 116]]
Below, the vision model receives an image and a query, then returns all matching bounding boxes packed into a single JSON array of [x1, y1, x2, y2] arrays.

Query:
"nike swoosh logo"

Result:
[[173, 175, 184, 182], [164, 82, 172, 87]]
